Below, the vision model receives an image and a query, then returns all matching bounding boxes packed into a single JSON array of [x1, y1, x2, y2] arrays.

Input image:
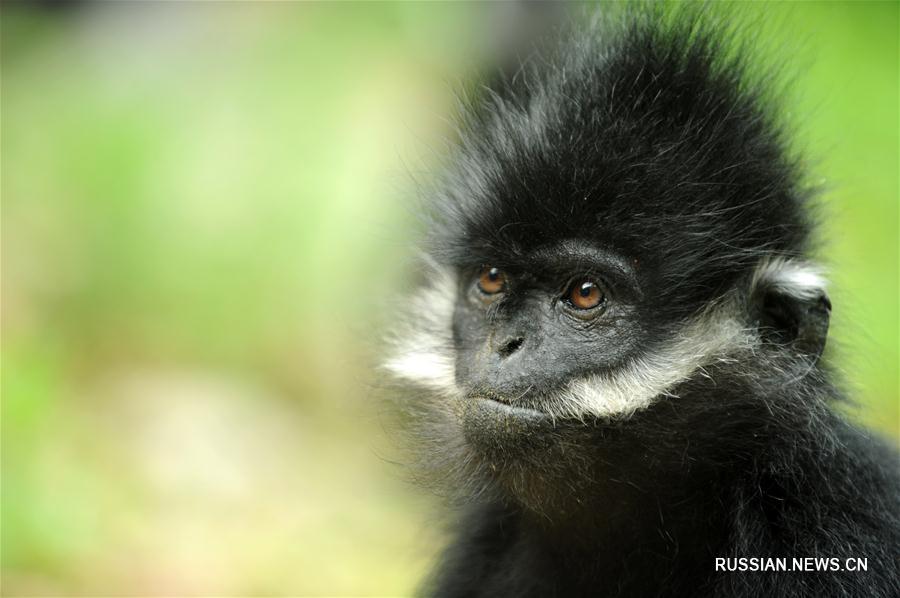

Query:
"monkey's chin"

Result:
[[460, 397, 553, 450]]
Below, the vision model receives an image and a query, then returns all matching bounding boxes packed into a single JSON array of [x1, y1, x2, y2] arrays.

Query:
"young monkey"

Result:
[[385, 5, 900, 597]]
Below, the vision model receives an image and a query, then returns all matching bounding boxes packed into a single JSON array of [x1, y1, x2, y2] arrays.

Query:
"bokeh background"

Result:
[[2, 2, 897, 596]]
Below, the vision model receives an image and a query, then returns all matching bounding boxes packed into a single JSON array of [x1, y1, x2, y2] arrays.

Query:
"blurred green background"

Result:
[[2, 2, 897, 596]]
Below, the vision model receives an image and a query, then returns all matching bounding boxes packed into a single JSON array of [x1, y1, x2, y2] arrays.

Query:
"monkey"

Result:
[[383, 4, 900, 597]]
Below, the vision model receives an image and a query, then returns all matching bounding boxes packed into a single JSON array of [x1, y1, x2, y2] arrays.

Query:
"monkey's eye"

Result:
[[477, 267, 506, 294], [566, 279, 606, 310]]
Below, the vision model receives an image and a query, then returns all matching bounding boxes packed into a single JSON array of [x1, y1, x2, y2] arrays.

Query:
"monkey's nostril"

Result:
[[497, 337, 525, 358]]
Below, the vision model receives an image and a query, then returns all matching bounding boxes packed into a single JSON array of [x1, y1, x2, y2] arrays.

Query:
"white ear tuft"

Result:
[[751, 258, 827, 301]]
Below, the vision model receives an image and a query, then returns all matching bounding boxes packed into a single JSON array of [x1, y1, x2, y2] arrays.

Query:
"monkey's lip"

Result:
[[470, 396, 549, 421]]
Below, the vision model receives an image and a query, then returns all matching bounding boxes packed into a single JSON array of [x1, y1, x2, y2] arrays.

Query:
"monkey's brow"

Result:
[[528, 241, 641, 295]]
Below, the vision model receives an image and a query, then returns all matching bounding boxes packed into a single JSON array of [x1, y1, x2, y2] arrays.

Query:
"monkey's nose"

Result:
[[496, 336, 525, 358]]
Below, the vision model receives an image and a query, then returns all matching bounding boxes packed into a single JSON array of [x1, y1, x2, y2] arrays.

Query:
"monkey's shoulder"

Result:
[[427, 428, 900, 598]]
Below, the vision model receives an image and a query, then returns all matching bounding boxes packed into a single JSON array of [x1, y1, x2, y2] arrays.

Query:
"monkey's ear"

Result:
[[751, 260, 831, 361]]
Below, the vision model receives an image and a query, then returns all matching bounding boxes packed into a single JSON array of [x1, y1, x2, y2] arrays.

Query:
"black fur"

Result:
[[391, 4, 900, 597]]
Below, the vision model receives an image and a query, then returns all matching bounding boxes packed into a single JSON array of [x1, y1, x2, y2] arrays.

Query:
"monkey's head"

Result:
[[385, 7, 831, 506]]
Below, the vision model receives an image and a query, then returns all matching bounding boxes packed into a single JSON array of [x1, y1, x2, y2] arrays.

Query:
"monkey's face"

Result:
[[445, 243, 654, 455], [451, 243, 645, 420], [385, 239, 752, 450], [385, 250, 827, 499]]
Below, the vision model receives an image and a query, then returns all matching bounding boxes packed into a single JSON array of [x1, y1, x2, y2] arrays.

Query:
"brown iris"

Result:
[[477, 267, 506, 294], [568, 280, 605, 309]]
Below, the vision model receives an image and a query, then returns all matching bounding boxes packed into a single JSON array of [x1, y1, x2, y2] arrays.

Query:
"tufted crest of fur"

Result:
[[427, 3, 813, 326]]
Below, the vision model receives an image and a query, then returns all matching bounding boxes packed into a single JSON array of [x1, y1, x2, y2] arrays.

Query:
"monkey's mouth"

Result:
[[475, 397, 548, 421], [466, 393, 549, 421]]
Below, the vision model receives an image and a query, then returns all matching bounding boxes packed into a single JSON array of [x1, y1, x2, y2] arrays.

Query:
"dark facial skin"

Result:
[[451, 240, 646, 418]]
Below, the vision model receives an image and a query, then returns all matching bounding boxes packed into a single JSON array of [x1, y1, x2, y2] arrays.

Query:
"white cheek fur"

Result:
[[547, 309, 752, 420], [382, 258, 459, 396]]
